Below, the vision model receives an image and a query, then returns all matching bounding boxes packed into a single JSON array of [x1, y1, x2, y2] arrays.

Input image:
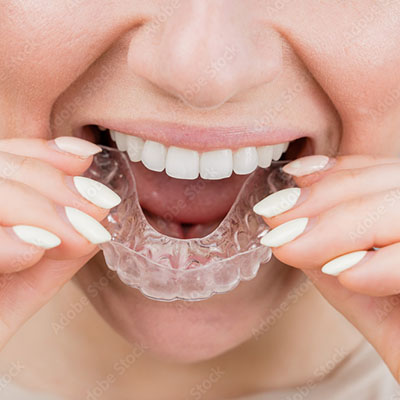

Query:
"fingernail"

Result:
[[321, 251, 368, 276], [12, 225, 61, 249], [53, 137, 102, 158], [253, 188, 301, 218], [65, 207, 111, 244], [283, 155, 330, 177], [260, 217, 308, 247], [73, 176, 121, 209]]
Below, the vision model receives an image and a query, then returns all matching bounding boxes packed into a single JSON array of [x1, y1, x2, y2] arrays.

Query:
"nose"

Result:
[[127, 1, 282, 109]]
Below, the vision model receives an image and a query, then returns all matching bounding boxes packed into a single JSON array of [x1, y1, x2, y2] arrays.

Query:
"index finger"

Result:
[[0, 137, 101, 176], [254, 154, 400, 228], [284, 154, 400, 187]]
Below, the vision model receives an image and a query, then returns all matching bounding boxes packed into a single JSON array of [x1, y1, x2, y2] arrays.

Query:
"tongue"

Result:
[[130, 162, 248, 225]]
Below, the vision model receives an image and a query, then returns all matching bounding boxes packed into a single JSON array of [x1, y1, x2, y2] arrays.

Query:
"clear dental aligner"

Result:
[[84, 146, 296, 302]]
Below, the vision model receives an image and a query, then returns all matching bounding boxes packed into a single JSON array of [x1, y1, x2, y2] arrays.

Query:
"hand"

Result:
[[0, 137, 120, 349], [254, 154, 400, 382]]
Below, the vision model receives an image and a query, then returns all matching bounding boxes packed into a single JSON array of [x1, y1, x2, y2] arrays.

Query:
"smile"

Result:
[[81, 121, 311, 181], [109, 128, 289, 180]]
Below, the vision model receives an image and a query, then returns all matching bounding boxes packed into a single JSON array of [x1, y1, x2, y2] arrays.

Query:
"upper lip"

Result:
[[78, 119, 313, 151]]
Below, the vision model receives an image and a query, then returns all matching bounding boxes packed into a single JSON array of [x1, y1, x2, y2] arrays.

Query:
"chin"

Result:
[[74, 253, 303, 363], [68, 121, 316, 363]]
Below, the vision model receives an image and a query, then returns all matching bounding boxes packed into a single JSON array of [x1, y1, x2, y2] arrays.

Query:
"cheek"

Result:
[[276, 2, 400, 155], [0, 1, 127, 138]]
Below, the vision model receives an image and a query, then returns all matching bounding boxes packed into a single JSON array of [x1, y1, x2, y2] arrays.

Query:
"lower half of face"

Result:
[[1, 0, 400, 363]]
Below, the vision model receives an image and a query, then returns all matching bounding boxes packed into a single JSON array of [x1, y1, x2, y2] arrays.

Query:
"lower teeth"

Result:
[[84, 146, 296, 302]]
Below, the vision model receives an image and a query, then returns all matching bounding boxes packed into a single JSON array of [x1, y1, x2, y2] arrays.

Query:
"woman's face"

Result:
[[1, 1, 400, 362]]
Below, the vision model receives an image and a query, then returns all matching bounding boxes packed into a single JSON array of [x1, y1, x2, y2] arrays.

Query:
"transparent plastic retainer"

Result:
[[84, 146, 295, 302]]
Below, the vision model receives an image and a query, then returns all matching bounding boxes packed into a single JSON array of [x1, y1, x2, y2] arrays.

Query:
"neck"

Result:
[[1, 277, 363, 399]]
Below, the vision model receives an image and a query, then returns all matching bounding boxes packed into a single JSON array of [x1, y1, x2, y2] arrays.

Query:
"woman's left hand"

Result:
[[255, 154, 400, 383]]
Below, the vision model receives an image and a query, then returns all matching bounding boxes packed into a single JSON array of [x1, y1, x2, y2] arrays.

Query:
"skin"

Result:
[[0, 0, 400, 398]]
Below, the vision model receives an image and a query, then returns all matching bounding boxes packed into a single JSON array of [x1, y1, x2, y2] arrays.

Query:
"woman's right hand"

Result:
[[0, 136, 120, 349]]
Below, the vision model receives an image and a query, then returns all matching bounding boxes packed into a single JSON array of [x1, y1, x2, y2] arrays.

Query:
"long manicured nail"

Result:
[[12, 225, 61, 249], [253, 188, 301, 218], [65, 207, 111, 244], [260, 217, 308, 247], [73, 176, 121, 209], [321, 251, 368, 276], [283, 155, 330, 177], [53, 137, 102, 158]]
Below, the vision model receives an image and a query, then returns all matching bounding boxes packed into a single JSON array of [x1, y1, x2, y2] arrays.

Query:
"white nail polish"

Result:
[[73, 176, 121, 209], [65, 207, 111, 244], [253, 188, 301, 218], [53, 137, 102, 158], [261, 217, 308, 247], [321, 251, 368, 276], [12, 225, 61, 249]]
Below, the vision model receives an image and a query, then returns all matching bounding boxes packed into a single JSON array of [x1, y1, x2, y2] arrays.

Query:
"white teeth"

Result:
[[200, 149, 233, 180], [233, 147, 258, 175], [272, 142, 287, 161], [104, 128, 291, 180], [141, 140, 167, 172], [283, 141, 289, 153], [114, 131, 128, 151], [257, 145, 273, 168], [166, 146, 200, 180], [126, 135, 145, 162]]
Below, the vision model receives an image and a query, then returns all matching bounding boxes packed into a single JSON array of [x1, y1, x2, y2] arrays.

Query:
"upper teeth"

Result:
[[110, 130, 289, 180]]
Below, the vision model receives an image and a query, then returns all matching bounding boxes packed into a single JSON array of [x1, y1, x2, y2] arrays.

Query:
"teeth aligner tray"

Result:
[[84, 146, 295, 302]]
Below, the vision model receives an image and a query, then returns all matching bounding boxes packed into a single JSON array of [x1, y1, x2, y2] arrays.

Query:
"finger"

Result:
[[261, 162, 400, 228], [0, 227, 46, 273], [0, 137, 101, 175], [303, 269, 400, 383], [325, 244, 400, 297], [283, 154, 400, 187], [0, 179, 110, 263], [0, 250, 97, 348], [261, 189, 400, 269], [0, 150, 120, 220]]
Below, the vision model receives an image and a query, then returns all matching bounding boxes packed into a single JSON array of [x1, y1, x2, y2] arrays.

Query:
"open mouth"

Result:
[[78, 124, 312, 240], [77, 122, 312, 301]]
